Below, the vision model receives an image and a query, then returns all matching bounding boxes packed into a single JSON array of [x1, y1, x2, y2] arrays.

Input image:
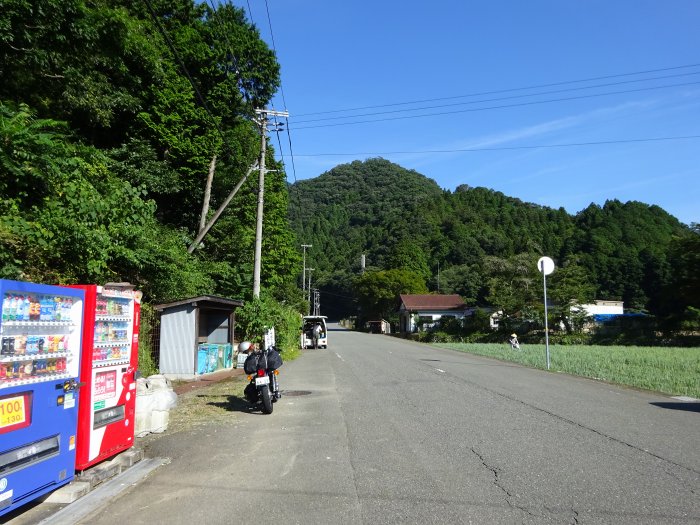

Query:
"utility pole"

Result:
[[301, 244, 312, 293], [313, 289, 320, 316], [307, 268, 314, 305], [252, 108, 288, 298]]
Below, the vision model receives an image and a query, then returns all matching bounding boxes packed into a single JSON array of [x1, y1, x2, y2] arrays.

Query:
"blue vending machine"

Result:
[[0, 279, 84, 517]]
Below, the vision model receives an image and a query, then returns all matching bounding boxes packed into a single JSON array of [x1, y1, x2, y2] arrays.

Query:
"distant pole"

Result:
[[437, 261, 440, 293], [537, 256, 555, 370], [307, 268, 314, 305], [313, 289, 320, 316], [301, 244, 312, 292]]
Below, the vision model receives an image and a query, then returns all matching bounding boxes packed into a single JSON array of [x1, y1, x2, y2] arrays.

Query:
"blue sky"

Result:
[[240, 1, 699, 225]]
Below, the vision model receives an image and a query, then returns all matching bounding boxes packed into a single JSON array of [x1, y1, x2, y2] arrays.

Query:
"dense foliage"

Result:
[[289, 158, 698, 337], [0, 0, 299, 310]]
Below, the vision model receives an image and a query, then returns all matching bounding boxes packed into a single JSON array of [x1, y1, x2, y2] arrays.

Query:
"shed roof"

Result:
[[154, 295, 244, 312], [399, 294, 466, 311]]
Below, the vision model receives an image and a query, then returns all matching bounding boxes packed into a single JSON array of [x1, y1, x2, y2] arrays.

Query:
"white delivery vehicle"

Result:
[[301, 315, 328, 349]]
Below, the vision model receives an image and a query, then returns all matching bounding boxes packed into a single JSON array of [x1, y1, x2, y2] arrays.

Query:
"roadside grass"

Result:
[[166, 377, 248, 433], [435, 342, 700, 399]]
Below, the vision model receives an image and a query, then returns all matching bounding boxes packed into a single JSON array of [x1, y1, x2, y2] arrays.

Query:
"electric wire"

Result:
[[263, 0, 295, 174], [290, 80, 700, 130], [261, 0, 305, 231], [293, 71, 700, 124], [205, 0, 254, 105], [142, 0, 229, 145], [291, 134, 700, 157], [295, 62, 700, 117]]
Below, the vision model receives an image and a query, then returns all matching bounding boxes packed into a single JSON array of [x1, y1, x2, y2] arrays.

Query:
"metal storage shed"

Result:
[[155, 295, 243, 379]]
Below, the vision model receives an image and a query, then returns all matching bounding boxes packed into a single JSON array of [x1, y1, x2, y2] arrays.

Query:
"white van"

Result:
[[300, 316, 328, 349]]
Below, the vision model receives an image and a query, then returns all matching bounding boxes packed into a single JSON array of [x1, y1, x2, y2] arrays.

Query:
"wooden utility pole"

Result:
[[301, 244, 312, 293], [252, 108, 289, 298], [187, 162, 258, 253]]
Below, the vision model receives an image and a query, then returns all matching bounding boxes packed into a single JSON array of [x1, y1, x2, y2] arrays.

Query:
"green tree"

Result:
[[484, 253, 540, 322], [548, 256, 597, 333], [387, 237, 431, 282], [439, 263, 485, 304], [354, 269, 427, 320], [0, 102, 213, 301], [662, 224, 700, 320]]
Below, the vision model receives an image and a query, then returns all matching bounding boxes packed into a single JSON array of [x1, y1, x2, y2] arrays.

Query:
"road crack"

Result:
[[471, 446, 541, 520], [427, 361, 700, 478]]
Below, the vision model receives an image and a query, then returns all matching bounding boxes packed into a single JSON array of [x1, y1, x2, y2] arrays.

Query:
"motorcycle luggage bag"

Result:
[[266, 348, 283, 370], [243, 353, 260, 374]]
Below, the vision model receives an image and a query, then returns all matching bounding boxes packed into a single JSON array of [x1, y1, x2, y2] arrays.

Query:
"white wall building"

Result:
[[398, 294, 470, 333]]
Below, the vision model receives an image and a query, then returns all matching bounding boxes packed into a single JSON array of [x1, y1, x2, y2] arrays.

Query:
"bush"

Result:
[[235, 295, 301, 359], [137, 303, 159, 377]]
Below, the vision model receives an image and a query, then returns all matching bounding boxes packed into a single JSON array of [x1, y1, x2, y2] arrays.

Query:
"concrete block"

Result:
[[76, 461, 121, 489], [115, 448, 144, 470], [45, 481, 91, 504]]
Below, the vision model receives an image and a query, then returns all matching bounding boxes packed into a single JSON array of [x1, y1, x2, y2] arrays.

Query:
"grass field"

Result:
[[435, 342, 700, 399]]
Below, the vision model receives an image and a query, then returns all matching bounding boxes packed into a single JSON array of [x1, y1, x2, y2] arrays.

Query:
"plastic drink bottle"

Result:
[[9, 295, 17, 320]]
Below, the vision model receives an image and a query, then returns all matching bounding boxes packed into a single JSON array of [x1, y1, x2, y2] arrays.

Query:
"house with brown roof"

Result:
[[398, 294, 472, 333]]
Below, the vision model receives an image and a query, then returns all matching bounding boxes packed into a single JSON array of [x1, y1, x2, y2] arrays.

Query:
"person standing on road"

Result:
[[312, 323, 323, 349]]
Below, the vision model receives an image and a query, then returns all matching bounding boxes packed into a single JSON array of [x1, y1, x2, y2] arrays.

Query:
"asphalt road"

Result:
[[57, 326, 700, 524]]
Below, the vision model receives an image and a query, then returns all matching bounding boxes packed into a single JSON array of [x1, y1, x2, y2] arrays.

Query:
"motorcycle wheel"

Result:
[[261, 386, 273, 414]]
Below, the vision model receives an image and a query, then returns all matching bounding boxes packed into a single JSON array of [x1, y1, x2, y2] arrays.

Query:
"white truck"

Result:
[[300, 315, 328, 349]]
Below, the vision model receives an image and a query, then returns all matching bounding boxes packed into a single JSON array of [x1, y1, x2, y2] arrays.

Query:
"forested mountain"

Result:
[[1, 0, 301, 306], [289, 158, 696, 325]]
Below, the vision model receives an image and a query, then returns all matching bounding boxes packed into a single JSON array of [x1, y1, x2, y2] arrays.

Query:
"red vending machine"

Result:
[[69, 285, 141, 470]]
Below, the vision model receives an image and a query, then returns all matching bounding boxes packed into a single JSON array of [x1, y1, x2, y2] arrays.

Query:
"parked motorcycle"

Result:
[[243, 344, 282, 414]]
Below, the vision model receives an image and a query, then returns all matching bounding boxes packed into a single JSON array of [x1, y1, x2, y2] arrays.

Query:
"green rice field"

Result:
[[435, 342, 700, 399]]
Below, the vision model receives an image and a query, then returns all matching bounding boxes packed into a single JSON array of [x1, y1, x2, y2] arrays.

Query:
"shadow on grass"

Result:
[[199, 394, 256, 414], [650, 402, 700, 413]]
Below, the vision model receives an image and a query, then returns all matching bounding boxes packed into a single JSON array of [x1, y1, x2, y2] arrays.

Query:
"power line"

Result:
[[295, 62, 700, 117], [143, 0, 228, 144], [262, 0, 295, 177], [259, 0, 300, 183], [264, 0, 286, 105], [320, 290, 358, 301], [291, 134, 700, 157], [261, 0, 305, 224], [293, 71, 700, 124], [205, 0, 254, 104], [290, 80, 700, 130]]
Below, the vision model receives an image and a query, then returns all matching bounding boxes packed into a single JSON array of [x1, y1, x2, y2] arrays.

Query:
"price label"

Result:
[[0, 394, 28, 430]]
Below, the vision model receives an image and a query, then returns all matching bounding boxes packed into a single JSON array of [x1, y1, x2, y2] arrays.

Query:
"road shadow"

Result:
[[650, 402, 700, 413], [203, 394, 256, 414]]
